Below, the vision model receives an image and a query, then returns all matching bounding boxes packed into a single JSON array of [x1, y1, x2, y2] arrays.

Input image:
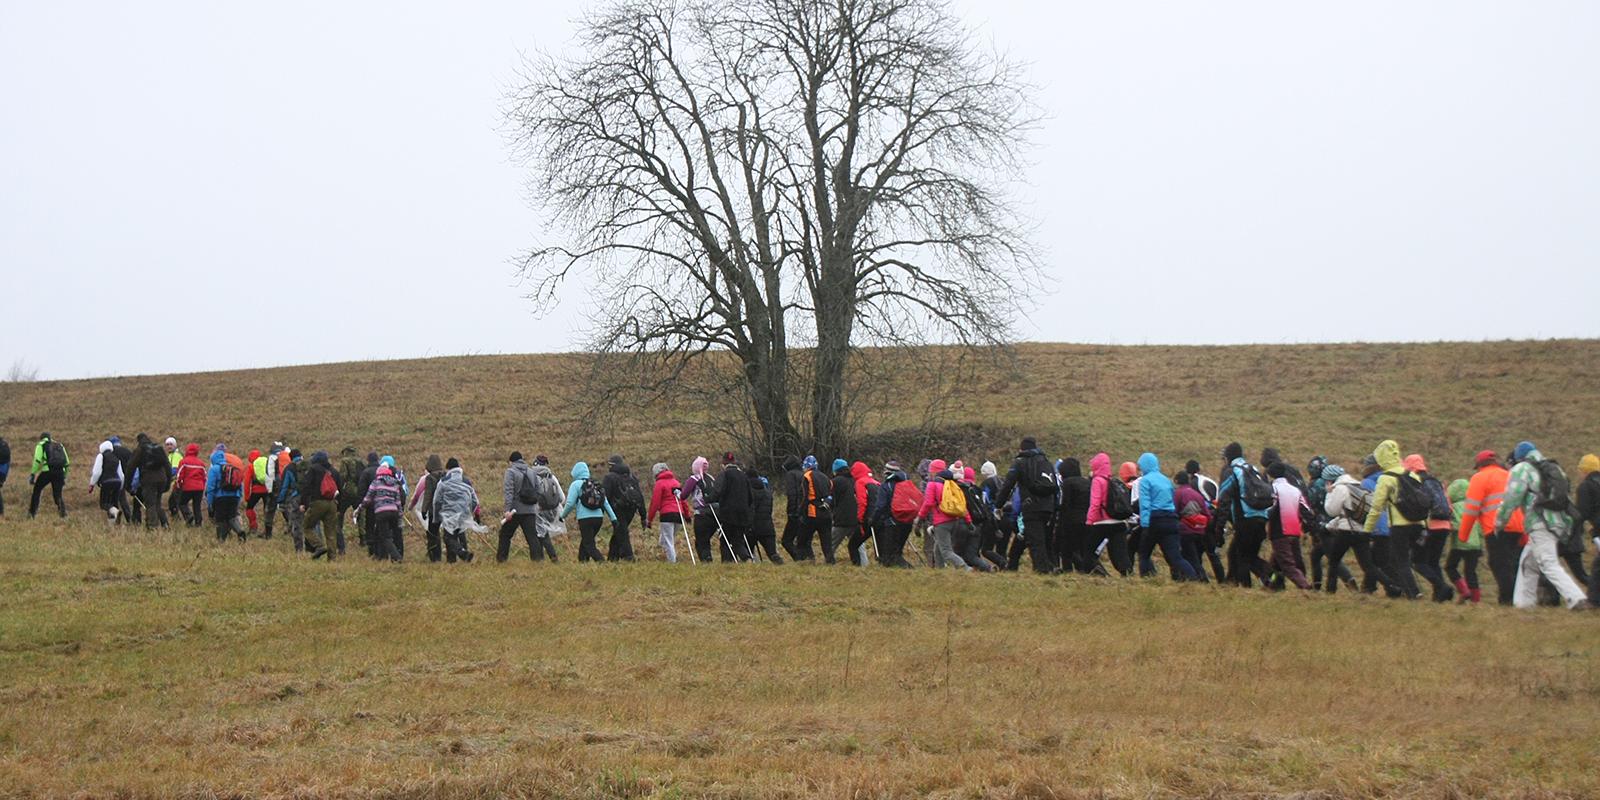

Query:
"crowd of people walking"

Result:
[[3, 430, 1597, 611]]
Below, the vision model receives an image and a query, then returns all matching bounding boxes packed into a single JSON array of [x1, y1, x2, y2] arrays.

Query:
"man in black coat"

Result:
[[600, 454, 640, 561], [780, 456, 805, 560], [706, 453, 755, 562], [995, 436, 1060, 573]]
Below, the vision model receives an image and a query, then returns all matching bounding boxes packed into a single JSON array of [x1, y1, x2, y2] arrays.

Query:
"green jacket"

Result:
[[1363, 440, 1419, 531], [1499, 449, 1570, 536], [1448, 479, 1480, 551], [31, 438, 69, 475]]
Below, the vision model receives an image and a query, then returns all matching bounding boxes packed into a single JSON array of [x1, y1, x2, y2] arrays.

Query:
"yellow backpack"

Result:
[[938, 480, 968, 518]]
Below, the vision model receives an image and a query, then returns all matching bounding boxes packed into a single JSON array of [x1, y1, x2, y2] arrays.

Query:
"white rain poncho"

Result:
[[432, 468, 487, 533]]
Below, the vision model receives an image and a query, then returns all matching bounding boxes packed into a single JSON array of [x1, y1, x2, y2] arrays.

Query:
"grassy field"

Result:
[[2, 341, 1599, 798]]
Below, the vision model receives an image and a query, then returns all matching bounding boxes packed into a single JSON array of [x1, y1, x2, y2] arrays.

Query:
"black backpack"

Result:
[[579, 478, 606, 510], [1101, 476, 1133, 519], [44, 440, 68, 471], [618, 474, 646, 512], [1531, 460, 1572, 514], [1391, 472, 1434, 521], [1421, 475, 1453, 521], [1235, 464, 1274, 511], [1022, 454, 1056, 497]]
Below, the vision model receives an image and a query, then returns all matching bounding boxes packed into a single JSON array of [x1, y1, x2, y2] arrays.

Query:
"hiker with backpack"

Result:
[[1361, 440, 1427, 600], [600, 455, 645, 562], [1217, 443, 1273, 587], [1264, 461, 1312, 590], [1086, 452, 1133, 576], [29, 432, 70, 518], [1458, 450, 1521, 605], [747, 468, 784, 563], [1496, 442, 1591, 609], [1134, 453, 1199, 581], [128, 433, 171, 529], [677, 456, 718, 563], [994, 437, 1059, 574], [527, 455, 564, 561], [241, 448, 267, 535], [844, 461, 880, 566], [299, 451, 342, 559], [0, 436, 9, 517], [335, 447, 366, 554], [354, 452, 382, 548], [498, 452, 553, 562], [824, 458, 859, 565], [1172, 470, 1213, 581], [877, 461, 919, 568], [361, 463, 406, 561], [163, 437, 183, 521], [559, 460, 618, 563], [917, 458, 971, 570], [1303, 455, 1352, 589], [173, 444, 207, 527], [108, 437, 135, 522], [1054, 458, 1092, 574], [646, 462, 687, 563], [798, 456, 834, 563], [409, 455, 447, 561], [780, 456, 806, 561], [275, 449, 305, 550], [88, 440, 125, 524], [703, 453, 756, 563], [1444, 478, 1482, 603], [1322, 464, 1401, 595], [204, 445, 247, 542], [1577, 454, 1600, 604], [431, 459, 483, 563], [953, 467, 998, 571], [1406, 454, 1458, 602]]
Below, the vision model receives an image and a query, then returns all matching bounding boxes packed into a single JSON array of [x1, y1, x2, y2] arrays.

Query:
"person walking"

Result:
[[1444, 478, 1482, 604], [1407, 454, 1457, 602], [876, 461, 917, 568], [335, 447, 365, 554], [600, 454, 644, 562], [995, 437, 1059, 574], [299, 451, 342, 559], [29, 432, 70, 518], [799, 456, 833, 562], [1172, 470, 1212, 581], [1135, 453, 1198, 581], [847, 461, 880, 566], [917, 459, 971, 570], [409, 455, 447, 561], [173, 444, 208, 527], [275, 449, 305, 550], [1217, 442, 1273, 587], [1576, 454, 1600, 604], [497, 452, 548, 563], [827, 458, 859, 565], [747, 468, 784, 563], [1266, 461, 1312, 589], [1322, 464, 1401, 595], [1497, 441, 1591, 609], [130, 433, 171, 529], [645, 462, 686, 563], [705, 453, 756, 563], [1055, 458, 1092, 574], [1459, 450, 1521, 605], [204, 445, 246, 542], [1085, 452, 1131, 576], [679, 456, 720, 563], [527, 455, 564, 561], [164, 437, 183, 521], [780, 456, 805, 561], [431, 462, 483, 563], [108, 436, 135, 522], [560, 460, 617, 563], [88, 440, 125, 524], [360, 463, 406, 561], [1362, 440, 1424, 599], [0, 435, 9, 517]]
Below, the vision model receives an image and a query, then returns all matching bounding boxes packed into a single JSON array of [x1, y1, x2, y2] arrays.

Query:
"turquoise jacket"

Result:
[[559, 461, 616, 522]]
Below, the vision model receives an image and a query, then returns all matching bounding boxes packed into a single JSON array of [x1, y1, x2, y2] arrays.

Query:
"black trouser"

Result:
[[139, 482, 170, 528], [1227, 517, 1270, 587], [879, 520, 911, 566], [1057, 516, 1091, 573], [1588, 547, 1600, 604], [847, 521, 873, 566], [746, 522, 783, 563], [442, 528, 473, 562], [1180, 534, 1209, 582], [1560, 549, 1589, 588], [1308, 531, 1352, 586], [29, 469, 67, 517], [719, 522, 753, 562], [578, 517, 606, 562], [1323, 530, 1397, 595], [425, 518, 443, 562], [98, 482, 123, 521], [799, 516, 833, 563], [608, 506, 636, 561], [177, 490, 204, 526], [0, 471, 7, 515], [1445, 549, 1480, 591], [370, 510, 402, 561], [1418, 529, 1454, 601], [1387, 524, 1424, 599], [951, 521, 991, 570], [1485, 533, 1522, 606], [117, 481, 133, 523], [360, 506, 375, 548], [1020, 510, 1056, 573], [781, 513, 804, 560], [214, 496, 242, 541], [262, 491, 278, 536], [1093, 522, 1132, 577], [497, 514, 540, 561]]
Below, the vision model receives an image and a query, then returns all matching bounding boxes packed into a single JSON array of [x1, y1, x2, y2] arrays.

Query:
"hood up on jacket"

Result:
[[210, 448, 228, 467], [1403, 454, 1428, 473], [783, 456, 800, 472], [980, 461, 998, 480], [850, 461, 872, 482], [1089, 453, 1111, 479], [1118, 462, 1139, 482], [248, 448, 261, 462], [1374, 440, 1402, 473], [1447, 478, 1469, 504], [1059, 458, 1082, 479], [185, 444, 200, 456], [1137, 453, 1161, 476], [311, 451, 331, 467], [425, 454, 444, 473], [571, 461, 592, 481], [608, 454, 630, 474], [691, 456, 708, 478]]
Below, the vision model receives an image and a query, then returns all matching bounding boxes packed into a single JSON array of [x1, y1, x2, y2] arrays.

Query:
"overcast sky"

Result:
[[3, 1, 1596, 379]]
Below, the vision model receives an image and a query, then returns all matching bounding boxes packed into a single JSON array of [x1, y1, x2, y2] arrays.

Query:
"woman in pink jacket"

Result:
[[1086, 453, 1133, 576], [917, 459, 971, 570]]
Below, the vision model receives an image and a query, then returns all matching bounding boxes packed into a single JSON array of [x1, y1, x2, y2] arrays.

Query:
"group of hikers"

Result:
[[4, 431, 1598, 611]]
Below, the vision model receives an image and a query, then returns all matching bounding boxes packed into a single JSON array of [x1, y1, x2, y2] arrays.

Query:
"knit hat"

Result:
[[164, 437, 177, 448], [445, 457, 460, 469], [1321, 464, 1346, 482], [109, 436, 121, 445], [929, 459, 947, 475], [1514, 441, 1536, 462], [1361, 453, 1377, 468], [535, 454, 549, 466], [380, 455, 395, 468], [652, 462, 668, 477], [884, 459, 903, 473], [1223, 442, 1243, 462], [509, 451, 523, 463], [980, 461, 997, 479], [950, 460, 965, 476], [723, 452, 738, 465], [832, 458, 849, 473], [1475, 450, 1498, 468], [289, 449, 302, 460], [963, 467, 976, 482], [1579, 454, 1599, 476], [1020, 436, 1037, 451]]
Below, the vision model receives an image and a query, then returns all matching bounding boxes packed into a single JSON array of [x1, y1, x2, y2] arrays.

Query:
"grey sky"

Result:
[[3, 1, 1596, 380]]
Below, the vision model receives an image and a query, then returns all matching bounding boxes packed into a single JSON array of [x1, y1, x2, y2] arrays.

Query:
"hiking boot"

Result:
[[1470, 588, 1481, 604], [1454, 578, 1469, 602], [1573, 600, 1598, 611], [310, 547, 329, 560]]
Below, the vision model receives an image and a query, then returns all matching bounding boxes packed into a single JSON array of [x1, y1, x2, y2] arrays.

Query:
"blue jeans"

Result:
[[1138, 514, 1199, 581]]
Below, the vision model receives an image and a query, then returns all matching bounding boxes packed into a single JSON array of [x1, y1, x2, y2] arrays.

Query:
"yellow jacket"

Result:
[[1363, 439, 1420, 531]]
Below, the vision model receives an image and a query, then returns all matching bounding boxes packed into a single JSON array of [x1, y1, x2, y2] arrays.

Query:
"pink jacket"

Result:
[[1085, 453, 1117, 525], [1272, 478, 1305, 537], [916, 459, 970, 525]]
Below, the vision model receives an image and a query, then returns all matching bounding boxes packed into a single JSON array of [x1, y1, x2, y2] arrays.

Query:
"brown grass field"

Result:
[[1, 340, 1598, 798]]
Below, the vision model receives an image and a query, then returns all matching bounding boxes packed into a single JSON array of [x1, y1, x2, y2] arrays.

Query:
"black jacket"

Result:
[[782, 458, 804, 516], [1059, 458, 1091, 522], [708, 464, 754, 526], [601, 457, 640, 512], [751, 475, 776, 535], [997, 448, 1058, 515], [301, 456, 340, 508], [1576, 473, 1599, 539], [829, 471, 857, 525]]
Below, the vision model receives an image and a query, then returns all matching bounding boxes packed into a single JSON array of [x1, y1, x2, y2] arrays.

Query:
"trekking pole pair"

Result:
[[705, 500, 744, 564]]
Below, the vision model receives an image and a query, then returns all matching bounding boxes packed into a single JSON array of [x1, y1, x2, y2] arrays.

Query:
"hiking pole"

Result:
[[705, 500, 743, 564], [673, 490, 697, 565]]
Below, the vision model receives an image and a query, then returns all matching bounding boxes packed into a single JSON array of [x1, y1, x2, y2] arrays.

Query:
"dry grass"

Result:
[[1, 341, 1598, 798]]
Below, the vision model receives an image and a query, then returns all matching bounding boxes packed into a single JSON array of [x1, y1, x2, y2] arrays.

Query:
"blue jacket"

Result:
[[1361, 472, 1390, 536], [277, 455, 303, 503], [204, 449, 242, 507], [559, 461, 616, 521], [1218, 458, 1270, 521], [1136, 453, 1175, 527]]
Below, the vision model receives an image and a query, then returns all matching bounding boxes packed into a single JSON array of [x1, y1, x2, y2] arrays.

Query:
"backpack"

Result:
[[618, 474, 646, 512], [1530, 459, 1572, 514], [1421, 475, 1453, 521], [97, 452, 121, 486], [218, 462, 245, 492], [516, 469, 541, 506], [318, 470, 339, 500], [1235, 464, 1274, 511], [537, 473, 563, 510], [579, 478, 606, 510], [1340, 483, 1372, 523], [44, 440, 68, 471], [1101, 476, 1133, 520], [140, 443, 170, 489], [1391, 472, 1433, 521], [1022, 454, 1056, 497], [937, 480, 968, 518], [890, 479, 922, 523]]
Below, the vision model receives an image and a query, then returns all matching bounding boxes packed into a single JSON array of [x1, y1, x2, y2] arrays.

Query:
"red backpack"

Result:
[[218, 463, 244, 492], [890, 479, 923, 523], [319, 471, 339, 500]]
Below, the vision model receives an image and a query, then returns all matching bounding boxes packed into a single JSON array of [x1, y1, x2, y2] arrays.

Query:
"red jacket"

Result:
[[851, 461, 878, 523], [647, 470, 687, 523], [176, 447, 208, 492]]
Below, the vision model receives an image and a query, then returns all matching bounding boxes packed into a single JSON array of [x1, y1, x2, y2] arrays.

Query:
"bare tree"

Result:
[[4, 359, 40, 383], [507, 0, 1038, 461]]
